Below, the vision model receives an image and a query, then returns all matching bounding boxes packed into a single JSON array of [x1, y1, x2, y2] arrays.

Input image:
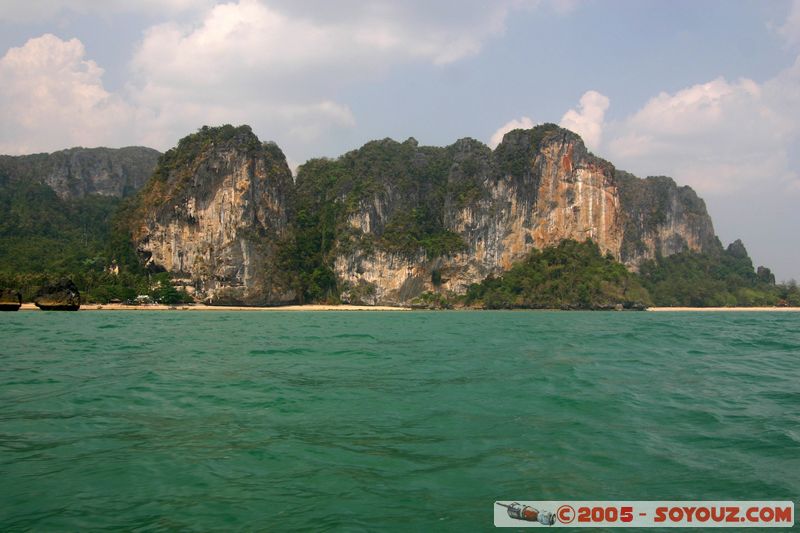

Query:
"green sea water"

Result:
[[1, 311, 798, 531]]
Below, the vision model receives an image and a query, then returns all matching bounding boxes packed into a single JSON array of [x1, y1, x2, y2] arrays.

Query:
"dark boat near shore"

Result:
[[0, 289, 22, 311], [34, 280, 81, 311]]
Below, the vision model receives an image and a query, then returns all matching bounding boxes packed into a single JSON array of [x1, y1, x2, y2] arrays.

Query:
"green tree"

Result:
[[150, 273, 192, 304], [637, 241, 779, 307], [464, 239, 651, 309]]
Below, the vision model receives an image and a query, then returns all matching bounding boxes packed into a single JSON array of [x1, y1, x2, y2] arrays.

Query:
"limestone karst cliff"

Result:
[[132, 124, 718, 306], [131, 125, 295, 305], [299, 125, 718, 305], [616, 170, 719, 265], [0, 146, 161, 200]]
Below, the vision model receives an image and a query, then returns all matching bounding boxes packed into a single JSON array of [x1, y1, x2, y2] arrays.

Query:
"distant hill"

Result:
[[0, 146, 161, 300], [0, 146, 161, 200]]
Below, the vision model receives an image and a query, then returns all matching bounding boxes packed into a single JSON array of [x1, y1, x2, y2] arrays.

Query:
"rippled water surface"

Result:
[[1, 311, 798, 530]]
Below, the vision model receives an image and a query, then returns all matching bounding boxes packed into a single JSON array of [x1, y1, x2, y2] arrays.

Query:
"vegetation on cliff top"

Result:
[[151, 125, 264, 181], [294, 137, 468, 257], [493, 123, 561, 178]]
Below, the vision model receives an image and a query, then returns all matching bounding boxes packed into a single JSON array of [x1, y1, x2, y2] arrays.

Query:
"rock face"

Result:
[[133, 123, 718, 306], [132, 125, 295, 305], [0, 146, 161, 200], [616, 171, 719, 267], [316, 126, 718, 305], [34, 280, 80, 310], [0, 288, 22, 311]]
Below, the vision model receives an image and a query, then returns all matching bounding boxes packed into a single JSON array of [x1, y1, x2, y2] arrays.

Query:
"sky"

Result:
[[0, 0, 798, 280]]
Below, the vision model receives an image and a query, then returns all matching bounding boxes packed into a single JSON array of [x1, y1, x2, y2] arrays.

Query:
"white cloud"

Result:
[[554, 0, 800, 197], [0, 1, 547, 156], [126, 0, 365, 150], [603, 74, 798, 194], [598, 0, 800, 197], [778, 0, 800, 48], [130, 0, 533, 84], [0, 34, 136, 154], [263, 0, 539, 65], [488, 116, 536, 148], [0, 0, 209, 22], [559, 90, 610, 151], [126, 0, 546, 151]]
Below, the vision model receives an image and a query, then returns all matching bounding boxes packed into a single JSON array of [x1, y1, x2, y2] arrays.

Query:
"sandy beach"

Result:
[[18, 303, 410, 312], [647, 306, 800, 312]]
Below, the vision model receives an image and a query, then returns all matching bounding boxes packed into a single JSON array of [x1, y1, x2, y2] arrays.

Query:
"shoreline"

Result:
[[18, 303, 411, 312], [646, 306, 800, 312], [14, 303, 800, 312]]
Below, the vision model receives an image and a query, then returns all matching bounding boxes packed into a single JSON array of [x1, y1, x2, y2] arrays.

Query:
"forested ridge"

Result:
[[1, 125, 796, 307]]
